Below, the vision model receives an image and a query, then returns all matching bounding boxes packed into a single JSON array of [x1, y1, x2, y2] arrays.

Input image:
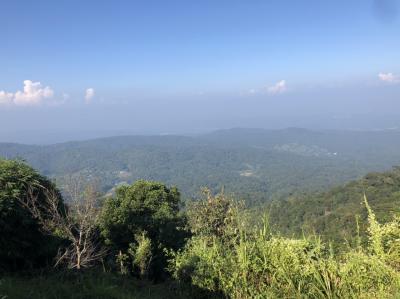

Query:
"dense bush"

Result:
[[0, 159, 64, 272], [171, 193, 400, 298], [99, 180, 188, 279], [186, 188, 243, 240]]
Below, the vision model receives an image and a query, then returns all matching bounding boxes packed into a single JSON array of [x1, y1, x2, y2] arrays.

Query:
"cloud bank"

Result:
[[378, 72, 399, 83], [0, 80, 55, 106], [267, 80, 287, 94], [0, 91, 14, 105]]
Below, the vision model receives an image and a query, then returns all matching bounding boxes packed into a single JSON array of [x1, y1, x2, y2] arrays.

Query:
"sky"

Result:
[[1, 0, 400, 143]]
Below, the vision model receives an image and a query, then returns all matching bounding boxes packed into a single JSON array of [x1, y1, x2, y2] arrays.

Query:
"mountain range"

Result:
[[1, 128, 400, 205]]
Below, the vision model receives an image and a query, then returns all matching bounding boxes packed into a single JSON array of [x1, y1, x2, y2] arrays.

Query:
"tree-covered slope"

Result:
[[268, 167, 400, 244], [1, 128, 400, 205]]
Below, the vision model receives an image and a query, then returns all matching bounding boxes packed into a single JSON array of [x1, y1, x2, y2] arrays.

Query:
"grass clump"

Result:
[[171, 192, 400, 298]]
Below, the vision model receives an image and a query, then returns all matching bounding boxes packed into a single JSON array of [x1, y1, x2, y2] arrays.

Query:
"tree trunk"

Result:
[[76, 246, 81, 270]]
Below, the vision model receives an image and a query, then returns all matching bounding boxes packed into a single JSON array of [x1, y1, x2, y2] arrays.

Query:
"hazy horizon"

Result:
[[2, 121, 400, 145], [1, 0, 400, 143]]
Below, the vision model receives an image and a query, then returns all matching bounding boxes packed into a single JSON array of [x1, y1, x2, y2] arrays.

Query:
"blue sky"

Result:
[[1, 0, 400, 142]]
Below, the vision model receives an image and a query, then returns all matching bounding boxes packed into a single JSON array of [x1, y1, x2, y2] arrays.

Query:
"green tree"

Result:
[[187, 188, 242, 240], [99, 180, 187, 279], [0, 159, 63, 271]]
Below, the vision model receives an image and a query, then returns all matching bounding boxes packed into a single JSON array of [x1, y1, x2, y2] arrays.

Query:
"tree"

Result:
[[187, 188, 242, 240], [0, 159, 63, 271], [19, 176, 106, 270], [99, 180, 187, 279]]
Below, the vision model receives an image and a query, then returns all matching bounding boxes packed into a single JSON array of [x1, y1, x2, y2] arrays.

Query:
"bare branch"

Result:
[[17, 179, 106, 270]]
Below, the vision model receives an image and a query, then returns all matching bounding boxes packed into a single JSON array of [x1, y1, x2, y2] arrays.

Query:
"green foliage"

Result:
[[128, 232, 153, 278], [172, 196, 400, 298], [2, 156, 400, 297], [4, 128, 400, 206], [0, 271, 193, 299], [0, 159, 63, 272], [267, 167, 400, 246], [187, 188, 242, 239], [99, 180, 188, 279]]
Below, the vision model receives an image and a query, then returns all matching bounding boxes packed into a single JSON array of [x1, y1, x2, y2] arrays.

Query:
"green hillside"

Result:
[[1, 128, 400, 205], [268, 166, 400, 245]]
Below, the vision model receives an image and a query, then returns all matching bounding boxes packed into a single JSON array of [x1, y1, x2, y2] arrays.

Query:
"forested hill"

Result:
[[1, 128, 400, 205], [268, 166, 400, 244]]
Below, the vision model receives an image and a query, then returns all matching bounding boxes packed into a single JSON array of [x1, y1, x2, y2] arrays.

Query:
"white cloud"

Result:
[[0, 80, 55, 106], [0, 91, 14, 105], [267, 80, 287, 95], [378, 72, 399, 83], [85, 88, 95, 103]]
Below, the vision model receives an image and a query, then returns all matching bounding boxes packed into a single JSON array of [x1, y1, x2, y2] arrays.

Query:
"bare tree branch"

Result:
[[18, 178, 106, 270]]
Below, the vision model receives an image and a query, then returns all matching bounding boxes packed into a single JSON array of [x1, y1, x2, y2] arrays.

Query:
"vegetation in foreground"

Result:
[[173, 193, 400, 298], [1, 158, 400, 298], [0, 272, 190, 299]]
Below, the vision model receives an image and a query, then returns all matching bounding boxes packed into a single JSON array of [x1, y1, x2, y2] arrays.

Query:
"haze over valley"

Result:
[[1, 1, 400, 298], [2, 127, 400, 205]]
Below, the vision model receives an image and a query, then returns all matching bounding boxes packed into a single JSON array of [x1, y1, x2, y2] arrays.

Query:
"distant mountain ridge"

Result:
[[1, 128, 400, 205]]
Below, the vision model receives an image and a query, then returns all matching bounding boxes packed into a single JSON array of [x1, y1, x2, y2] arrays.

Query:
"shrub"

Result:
[[171, 195, 400, 298], [99, 180, 188, 279], [129, 232, 153, 279], [0, 159, 63, 271]]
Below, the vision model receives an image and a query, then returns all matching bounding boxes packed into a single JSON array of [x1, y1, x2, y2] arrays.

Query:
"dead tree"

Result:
[[19, 177, 106, 270]]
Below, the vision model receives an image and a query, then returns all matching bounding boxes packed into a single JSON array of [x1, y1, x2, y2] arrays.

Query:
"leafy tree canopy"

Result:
[[267, 166, 400, 246], [0, 159, 63, 271], [99, 180, 187, 278]]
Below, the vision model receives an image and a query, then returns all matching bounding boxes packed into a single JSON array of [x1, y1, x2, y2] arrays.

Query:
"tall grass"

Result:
[[171, 197, 400, 298]]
